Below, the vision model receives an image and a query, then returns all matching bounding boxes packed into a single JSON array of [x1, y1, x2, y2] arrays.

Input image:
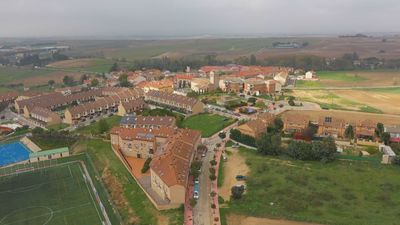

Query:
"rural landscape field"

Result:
[[1, 1, 400, 225]]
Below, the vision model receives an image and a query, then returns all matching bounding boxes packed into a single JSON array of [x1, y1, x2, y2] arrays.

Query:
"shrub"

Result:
[[141, 158, 152, 173], [231, 185, 245, 200]]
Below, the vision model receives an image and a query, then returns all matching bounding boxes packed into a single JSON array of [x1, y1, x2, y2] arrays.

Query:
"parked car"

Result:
[[195, 178, 199, 184], [236, 175, 247, 181]]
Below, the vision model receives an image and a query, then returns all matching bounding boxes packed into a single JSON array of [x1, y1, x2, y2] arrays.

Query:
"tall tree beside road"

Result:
[[110, 62, 119, 72], [344, 124, 355, 140]]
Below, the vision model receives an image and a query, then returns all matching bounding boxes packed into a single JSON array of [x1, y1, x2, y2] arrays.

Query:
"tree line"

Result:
[[127, 52, 400, 72]]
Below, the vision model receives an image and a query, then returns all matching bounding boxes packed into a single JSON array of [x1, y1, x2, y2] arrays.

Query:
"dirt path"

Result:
[[227, 214, 323, 225], [219, 148, 249, 201]]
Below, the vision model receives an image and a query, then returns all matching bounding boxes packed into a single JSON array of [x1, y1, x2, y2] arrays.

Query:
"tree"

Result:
[[210, 159, 217, 166], [97, 119, 110, 134], [267, 118, 284, 134], [256, 132, 282, 156], [48, 80, 55, 87], [110, 62, 119, 72], [231, 185, 245, 200], [250, 54, 257, 65], [91, 78, 99, 87], [190, 161, 202, 178], [118, 74, 132, 87], [63, 75, 75, 86], [79, 74, 88, 84], [376, 123, 384, 138], [393, 156, 400, 166], [287, 137, 336, 163], [288, 96, 296, 106], [190, 198, 197, 207], [344, 124, 355, 140], [218, 132, 226, 139], [381, 132, 391, 145]]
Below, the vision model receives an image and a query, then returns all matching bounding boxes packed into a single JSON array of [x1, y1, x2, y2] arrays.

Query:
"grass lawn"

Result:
[[76, 115, 122, 135], [222, 147, 400, 225], [47, 123, 69, 131], [181, 113, 235, 137], [78, 139, 183, 225], [217, 158, 225, 188]]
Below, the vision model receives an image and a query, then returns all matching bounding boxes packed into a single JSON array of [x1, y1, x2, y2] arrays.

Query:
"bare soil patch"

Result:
[[15, 71, 83, 86], [227, 214, 323, 225], [102, 167, 139, 225], [335, 90, 400, 114], [220, 148, 249, 201], [47, 59, 96, 68]]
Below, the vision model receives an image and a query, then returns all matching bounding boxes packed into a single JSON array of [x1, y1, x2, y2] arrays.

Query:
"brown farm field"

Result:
[[47, 58, 97, 68], [281, 109, 400, 126], [292, 89, 400, 115]]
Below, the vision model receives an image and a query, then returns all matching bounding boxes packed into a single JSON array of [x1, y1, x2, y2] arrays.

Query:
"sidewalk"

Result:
[[209, 144, 223, 225], [184, 175, 194, 225]]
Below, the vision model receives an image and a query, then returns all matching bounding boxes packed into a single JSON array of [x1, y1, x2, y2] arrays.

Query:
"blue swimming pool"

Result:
[[0, 142, 31, 167]]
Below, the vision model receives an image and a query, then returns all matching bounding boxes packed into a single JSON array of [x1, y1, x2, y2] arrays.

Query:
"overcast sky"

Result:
[[1, 0, 400, 38]]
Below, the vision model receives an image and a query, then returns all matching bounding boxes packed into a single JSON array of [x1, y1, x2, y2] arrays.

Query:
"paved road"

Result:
[[193, 123, 238, 225]]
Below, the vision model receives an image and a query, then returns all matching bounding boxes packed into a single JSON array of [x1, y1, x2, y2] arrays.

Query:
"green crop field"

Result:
[[0, 66, 53, 84], [221, 147, 400, 225], [181, 113, 235, 137], [0, 162, 106, 225], [317, 71, 368, 82]]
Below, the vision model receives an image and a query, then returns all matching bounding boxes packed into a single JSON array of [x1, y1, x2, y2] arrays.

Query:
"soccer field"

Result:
[[0, 162, 105, 225]]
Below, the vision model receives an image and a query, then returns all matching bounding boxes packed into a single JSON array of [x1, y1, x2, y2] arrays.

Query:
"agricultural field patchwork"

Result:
[[292, 90, 383, 114]]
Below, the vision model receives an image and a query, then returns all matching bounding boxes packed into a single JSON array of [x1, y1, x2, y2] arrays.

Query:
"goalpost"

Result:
[[0, 158, 60, 178]]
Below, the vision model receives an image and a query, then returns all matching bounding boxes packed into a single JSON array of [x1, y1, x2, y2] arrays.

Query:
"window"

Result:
[[325, 117, 332, 123]]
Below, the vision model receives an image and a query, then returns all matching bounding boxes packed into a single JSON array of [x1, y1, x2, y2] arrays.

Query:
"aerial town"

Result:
[[1, 1, 400, 225]]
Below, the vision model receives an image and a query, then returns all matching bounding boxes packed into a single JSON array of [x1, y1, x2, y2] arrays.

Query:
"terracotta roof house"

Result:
[[144, 90, 204, 115], [356, 119, 376, 140], [237, 119, 267, 138], [117, 99, 147, 116], [385, 126, 400, 143], [283, 114, 309, 133], [236, 113, 275, 138], [110, 126, 201, 206], [64, 88, 144, 124], [139, 80, 174, 93], [150, 129, 201, 205], [0, 92, 19, 103], [317, 116, 347, 138], [30, 107, 62, 126], [119, 115, 176, 129]]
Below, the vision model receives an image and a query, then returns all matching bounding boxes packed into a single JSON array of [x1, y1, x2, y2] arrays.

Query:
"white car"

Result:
[[193, 192, 199, 199]]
